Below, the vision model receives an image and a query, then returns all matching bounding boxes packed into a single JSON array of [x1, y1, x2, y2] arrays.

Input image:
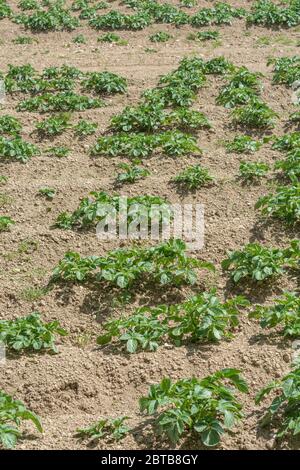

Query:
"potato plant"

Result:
[[255, 184, 300, 224], [97, 32, 127, 44], [238, 161, 269, 183], [18, 92, 103, 113], [116, 161, 150, 184], [76, 416, 129, 443], [149, 31, 172, 43], [16, 5, 80, 32], [173, 164, 214, 190], [39, 187, 56, 200], [275, 149, 300, 181], [250, 292, 300, 337], [231, 99, 278, 129], [256, 360, 300, 439], [222, 240, 299, 283], [272, 132, 300, 152], [140, 369, 248, 446], [46, 146, 70, 158], [226, 135, 262, 154], [52, 239, 214, 289], [188, 31, 220, 41], [247, 0, 300, 28], [55, 191, 171, 230], [0, 312, 67, 353], [82, 71, 127, 95], [35, 113, 71, 137], [191, 2, 246, 27], [97, 289, 249, 352], [0, 391, 43, 449], [268, 56, 300, 86], [0, 136, 39, 163], [0, 0, 11, 19], [0, 115, 22, 136]]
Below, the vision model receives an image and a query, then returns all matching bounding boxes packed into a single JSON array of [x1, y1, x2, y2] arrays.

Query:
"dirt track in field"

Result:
[[0, 0, 299, 450]]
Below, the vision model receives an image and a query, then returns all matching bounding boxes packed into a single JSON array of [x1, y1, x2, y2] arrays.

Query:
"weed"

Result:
[[18, 92, 103, 112], [73, 34, 86, 44], [0, 216, 14, 232], [39, 187, 56, 200]]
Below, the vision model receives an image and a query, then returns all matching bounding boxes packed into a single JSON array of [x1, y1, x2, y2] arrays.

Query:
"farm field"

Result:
[[0, 0, 300, 451]]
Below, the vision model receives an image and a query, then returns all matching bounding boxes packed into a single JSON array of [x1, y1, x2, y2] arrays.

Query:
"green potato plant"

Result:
[[255, 183, 300, 224], [173, 164, 214, 190], [76, 416, 130, 443], [0, 216, 15, 232], [140, 369, 248, 446]]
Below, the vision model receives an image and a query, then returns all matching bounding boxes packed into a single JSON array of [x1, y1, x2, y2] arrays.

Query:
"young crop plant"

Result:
[[180, 0, 197, 8], [89, 11, 152, 30], [255, 359, 300, 439], [0, 216, 15, 232], [275, 149, 300, 181], [52, 239, 214, 289], [110, 103, 165, 133], [17, 92, 103, 113], [250, 292, 300, 338], [35, 113, 71, 137], [18, 0, 38, 10], [91, 131, 202, 159], [247, 0, 300, 28], [97, 289, 249, 352], [165, 108, 211, 131], [74, 119, 98, 136], [97, 32, 127, 44], [0, 312, 67, 353], [0, 115, 22, 136], [54, 192, 171, 230], [191, 2, 246, 27], [0, 136, 39, 163], [82, 71, 127, 95], [0, 391, 42, 449], [272, 132, 300, 152], [238, 161, 269, 183], [39, 187, 56, 200], [76, 416, 130, 443], [17, 5, 80, 32], [268, 56, 300, 86], [46, 146, 70, 158], [187, 30, 219, 41], [231, 99, 278, 129], [73, 34, 86, 44], [149, 31, 172, 43], [290, 110, 300, 124], [221, 240, 300, 283], [0, 175, 8, 185], [0, 0, 11, 20], [116, 161, 150, 185], [217, 68, 262, 108], [173, 165, 214, 191], [225, 135, 262, 154], [255, 183, 300, 225], [140, 369, 248, 446]]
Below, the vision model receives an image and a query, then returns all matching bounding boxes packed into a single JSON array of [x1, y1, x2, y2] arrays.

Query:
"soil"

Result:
[[0, 0, 299, 450]]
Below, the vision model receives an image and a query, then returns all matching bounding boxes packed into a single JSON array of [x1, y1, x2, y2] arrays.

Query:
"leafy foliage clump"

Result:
[[250, 292, 300, 337], [256, 359, 300, 439], [255, 183, 300, 224], [0, 0, 11, 20], [221, 240, 299, 283], [18, 92, 103, 112], [191, 2, 246, 27], [116, 161, 150, 184], [0, 115, 22, 136], [0, 391, 42, 449], [0, 216, 15, 232], [0, 136, 39, 163], [76, 416, 129, 443], [52, 239, 214, 289], [238, 161, 269, 183], [247, 0, 300, 28], [55, 191, 170, 230], [82, 71, 127, 94], [268, 56, 300, 86], [149, 31, 172, 43], [140, 369, 248, 446], [0, 312, 67, 353], [217, 67, 262, 108], [97, 290, 249, 352], [35, 113, 71, 136], [275, 149, 300, 181], [74, 119, 98, 136], [16, 5, 80, 32], [173, 164, 214, 190], [231, 99, 278, 129], [225, 135, 262, 153]]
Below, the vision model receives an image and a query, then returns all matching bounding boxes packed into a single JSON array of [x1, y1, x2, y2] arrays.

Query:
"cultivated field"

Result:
[[0, 0, 299, 451]]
